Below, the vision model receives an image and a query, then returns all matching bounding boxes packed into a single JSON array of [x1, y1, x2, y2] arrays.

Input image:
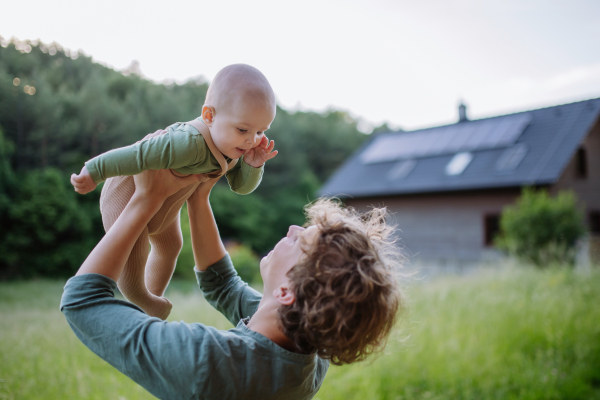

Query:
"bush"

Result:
[[495, 188, 586, 266], [0, 128, 101, 279], [229, 243, 262, 285], [173, 204, 196, 280], [0, 168, 100, 278], [174, 204, 263, 285]]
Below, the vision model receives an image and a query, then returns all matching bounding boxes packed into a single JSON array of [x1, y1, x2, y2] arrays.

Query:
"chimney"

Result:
[[458, 101, 468, 122]]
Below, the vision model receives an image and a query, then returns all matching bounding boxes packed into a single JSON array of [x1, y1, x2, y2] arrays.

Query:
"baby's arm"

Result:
[[225, 136, 277, 195], [70, 130, 166, 195], [187, 179, 262, 324], [71, 127, 200, 194]]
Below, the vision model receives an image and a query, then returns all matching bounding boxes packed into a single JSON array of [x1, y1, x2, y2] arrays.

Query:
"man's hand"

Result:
[[133, 169, 204, 204], [71, 166, 97, 194], [243, 136, 277, 168], [187, 176, 220, 206], [185, 176, 227, 272]]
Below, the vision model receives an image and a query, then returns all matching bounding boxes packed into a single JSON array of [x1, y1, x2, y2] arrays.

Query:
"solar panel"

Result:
[[428, 126, 458, 156], [361, 113, 532, 164], [485, 120, 512, 147], [387, 159, 416, 180], [495, 143, 528, 171]]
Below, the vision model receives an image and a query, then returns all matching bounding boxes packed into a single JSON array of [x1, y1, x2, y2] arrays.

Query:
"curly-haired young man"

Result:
[[61, 169, 404, 400]]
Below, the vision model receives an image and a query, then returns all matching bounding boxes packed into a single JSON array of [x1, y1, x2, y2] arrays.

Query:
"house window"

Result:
[[590, 211, 600, 235], [576, 147, 588, 179], [484, 214, 501, 247], [446, 152, 473, 176]]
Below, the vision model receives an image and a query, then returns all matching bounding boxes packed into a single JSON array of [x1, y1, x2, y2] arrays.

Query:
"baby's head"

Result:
[[202, 64, 276, 159]]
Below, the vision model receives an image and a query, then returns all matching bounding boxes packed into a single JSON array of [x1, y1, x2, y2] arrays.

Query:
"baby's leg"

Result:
[[146, 213, 183, 297], [100, 176, 173, 320], [117, 226, 173, 320]]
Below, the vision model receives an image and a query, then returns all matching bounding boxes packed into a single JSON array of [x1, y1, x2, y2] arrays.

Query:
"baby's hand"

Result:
[[70, 166, 97, 194], [243, 136, 278, 168]]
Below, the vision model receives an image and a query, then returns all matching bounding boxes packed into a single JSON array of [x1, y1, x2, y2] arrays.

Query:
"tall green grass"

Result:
[[1, 266, 599, 400], [319, 266, 600, 400]]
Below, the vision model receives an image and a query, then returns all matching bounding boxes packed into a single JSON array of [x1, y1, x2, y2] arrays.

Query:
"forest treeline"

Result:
[[0, 38, 368, 279]]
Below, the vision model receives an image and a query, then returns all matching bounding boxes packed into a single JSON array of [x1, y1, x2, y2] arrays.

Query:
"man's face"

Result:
[[209, 100, 275, 160], [260, 225, 320, 295]]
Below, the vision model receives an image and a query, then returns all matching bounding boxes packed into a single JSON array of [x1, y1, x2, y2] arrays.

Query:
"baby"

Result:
[[71, 64, 278, 319]]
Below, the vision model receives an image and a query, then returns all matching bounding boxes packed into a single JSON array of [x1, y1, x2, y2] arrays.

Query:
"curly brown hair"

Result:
[[278, 198, 404, 365]]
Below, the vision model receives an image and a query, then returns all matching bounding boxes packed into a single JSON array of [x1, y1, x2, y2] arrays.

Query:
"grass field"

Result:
[[1, 265, 599, 400]]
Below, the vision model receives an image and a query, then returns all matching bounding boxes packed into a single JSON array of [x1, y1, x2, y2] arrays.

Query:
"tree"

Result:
[[0, 167, 101, 278], [0, 38, 368, 278], [495, 188, 587, 266]]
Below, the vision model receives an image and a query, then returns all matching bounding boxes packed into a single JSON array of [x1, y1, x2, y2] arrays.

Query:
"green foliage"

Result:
[[0, 125, 14, 184], [0, 126, 15, 226], [495, 188, 586, 266], [174, 204, 196, 280], [319, 266, 600, 400], [228, 243, 262, 285], [0, 38, 366, 278], [371, 122, 401, 134], [174, 205, 263, 284], [0, 39, 209, 173], [0, 166, 101, 278], [0, 124, 102, 279]]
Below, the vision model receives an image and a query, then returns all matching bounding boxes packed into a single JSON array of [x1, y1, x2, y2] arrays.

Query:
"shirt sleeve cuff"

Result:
[[241, 157, 265, 174], [84, 160, 104, 184], [194, 253, 237, 286]]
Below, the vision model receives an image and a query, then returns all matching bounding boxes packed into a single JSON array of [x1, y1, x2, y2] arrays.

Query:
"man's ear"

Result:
[[273, 286, 295, 306], [202, 105, 215, 126]]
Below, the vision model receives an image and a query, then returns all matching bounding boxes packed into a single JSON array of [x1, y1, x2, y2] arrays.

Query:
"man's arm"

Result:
[[76, 169, 202, 279], [61, 273, 226, 399], [186, 179, 262, 325], [186, 178, 227, 271], [63, 169, 211, 398]]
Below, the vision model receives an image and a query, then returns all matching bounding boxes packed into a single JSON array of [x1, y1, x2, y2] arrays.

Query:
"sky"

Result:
[[2, 0, 600, 131]]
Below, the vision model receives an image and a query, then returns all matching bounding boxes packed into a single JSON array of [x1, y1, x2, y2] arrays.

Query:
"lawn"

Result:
[[1, 265, 599, 400]]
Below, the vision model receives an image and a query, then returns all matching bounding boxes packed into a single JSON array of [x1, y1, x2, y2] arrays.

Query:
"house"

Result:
[[319, 98, 600, 265]]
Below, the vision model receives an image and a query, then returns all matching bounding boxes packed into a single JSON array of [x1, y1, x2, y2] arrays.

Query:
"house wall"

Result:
[[552, 118, 600, 263], [345, 189, 521, 265], [551, 117, 600, 216]]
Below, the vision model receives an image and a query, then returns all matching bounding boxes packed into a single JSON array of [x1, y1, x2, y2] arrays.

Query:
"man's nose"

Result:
[[288, 225, 304, 237]]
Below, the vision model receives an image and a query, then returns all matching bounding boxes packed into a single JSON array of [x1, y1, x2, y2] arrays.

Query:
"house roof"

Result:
[[320, 98, 600, 198]]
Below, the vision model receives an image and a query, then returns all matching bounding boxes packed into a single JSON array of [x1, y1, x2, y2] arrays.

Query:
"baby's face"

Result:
[[209, 100, 275, 160]]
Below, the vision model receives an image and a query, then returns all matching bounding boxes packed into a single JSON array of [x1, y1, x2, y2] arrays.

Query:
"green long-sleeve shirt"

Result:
[[85, 119, 263, 195], [60, 254, 329, 400]]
